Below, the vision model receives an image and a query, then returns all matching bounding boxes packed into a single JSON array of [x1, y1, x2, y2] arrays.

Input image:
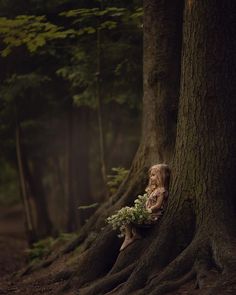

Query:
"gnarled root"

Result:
[[199, 232, 236, 295], [146, 268, 195, 295], [78, 263, 136, 295]]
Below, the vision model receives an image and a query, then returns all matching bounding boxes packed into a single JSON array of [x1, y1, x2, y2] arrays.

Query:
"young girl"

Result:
[[107, 163, 171, 251]]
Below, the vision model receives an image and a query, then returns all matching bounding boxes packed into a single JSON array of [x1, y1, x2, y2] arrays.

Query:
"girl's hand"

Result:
[[147, 208, 152, 213]]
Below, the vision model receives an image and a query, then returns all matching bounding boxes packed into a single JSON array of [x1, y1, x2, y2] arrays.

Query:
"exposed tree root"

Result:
[[211, 233, 236, 273], [78, 264, 136, 295], [52, 270, 76, 283], [85, 228, 214, 295], [130, 237, 199, 295], [59, 227, 121, 293], [104, 282, 126, 295], [194, 247, 212, 289], [202, 273, 236, 295], [146, 268, 195, 295], [199, 232, 236, 295]]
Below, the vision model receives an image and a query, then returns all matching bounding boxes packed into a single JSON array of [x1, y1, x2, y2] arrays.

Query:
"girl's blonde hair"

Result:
[[145, 163, 171, 195]]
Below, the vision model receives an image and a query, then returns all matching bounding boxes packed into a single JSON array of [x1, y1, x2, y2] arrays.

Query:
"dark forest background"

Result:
[[0, 0, 143, 242]]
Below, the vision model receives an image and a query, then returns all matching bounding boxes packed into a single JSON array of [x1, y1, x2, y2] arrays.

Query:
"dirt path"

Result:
[[0, 205, 65, 295], [0, 205, 28, 279]]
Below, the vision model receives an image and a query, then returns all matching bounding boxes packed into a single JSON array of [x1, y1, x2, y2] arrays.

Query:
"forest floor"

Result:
[[0, 205, 198, 295], [0, 204, 27, 277], [0, 204, 28, 294], [0, 205, 66, 295]]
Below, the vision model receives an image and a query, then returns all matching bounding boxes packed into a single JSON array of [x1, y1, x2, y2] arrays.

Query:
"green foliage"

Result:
[[0, 15, 76, 56], [107, 167, 129, 194], [0, 0, 143, 231], [0, 73, 50, 103], [0, 6, 143, 56], [60, 7, 127, 20], [26, 237, 55, 262], [26, 232, 78, 262], [0, 2, 143, 109], [106, 194, 152, 236]]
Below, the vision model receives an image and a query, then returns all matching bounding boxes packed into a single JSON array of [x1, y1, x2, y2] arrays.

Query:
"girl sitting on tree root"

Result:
[[107, 163, 170, 251]]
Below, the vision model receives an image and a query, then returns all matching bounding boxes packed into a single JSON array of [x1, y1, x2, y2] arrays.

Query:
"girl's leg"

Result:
[[120, 224, 141, 251]]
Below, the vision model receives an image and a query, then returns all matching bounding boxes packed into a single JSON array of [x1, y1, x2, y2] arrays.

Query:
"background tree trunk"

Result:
[[66, 105, 93, 231], [25, 156, 54, 239], [15, 124, 36, 244], [66, 105, 78, 232], [74, 107, 93, 225]]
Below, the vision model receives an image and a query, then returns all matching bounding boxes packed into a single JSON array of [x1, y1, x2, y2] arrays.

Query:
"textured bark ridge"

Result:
[[10, 1, 236, 295]]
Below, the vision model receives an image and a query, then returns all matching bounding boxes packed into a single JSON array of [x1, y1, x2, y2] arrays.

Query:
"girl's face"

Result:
[[150, 169, 160, 185]]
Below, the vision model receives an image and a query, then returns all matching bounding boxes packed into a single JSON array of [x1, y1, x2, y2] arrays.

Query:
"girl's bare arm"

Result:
[[149, 193, 165, 212]]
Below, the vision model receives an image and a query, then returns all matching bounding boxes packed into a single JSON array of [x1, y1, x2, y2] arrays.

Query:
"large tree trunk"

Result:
[[140, 0, 183, 165]]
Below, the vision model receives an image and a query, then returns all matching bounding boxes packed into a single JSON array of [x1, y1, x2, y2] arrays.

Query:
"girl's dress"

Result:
[[144, 187, 168, 224]]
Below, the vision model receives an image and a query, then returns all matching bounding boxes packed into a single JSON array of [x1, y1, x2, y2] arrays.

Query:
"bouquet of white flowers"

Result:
[[106, 194, 152, 236]]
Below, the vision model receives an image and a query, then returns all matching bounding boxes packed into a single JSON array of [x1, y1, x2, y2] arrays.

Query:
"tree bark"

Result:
[[139, 0, 183, 165]]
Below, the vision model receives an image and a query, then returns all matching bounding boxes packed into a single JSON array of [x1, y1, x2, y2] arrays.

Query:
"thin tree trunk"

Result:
[[15, 124, 36, 244], [52, 155, 65, 199], [66, 105, 93, 230], [74, 107, 93, 225], [66, 105, 79, 232], [24, 156, 54, 239], [96, 24, 109, 198]]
